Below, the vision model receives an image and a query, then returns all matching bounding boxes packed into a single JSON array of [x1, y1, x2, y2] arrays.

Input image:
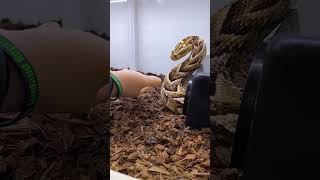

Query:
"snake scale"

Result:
[[210, 0, 292, 115], [161, 0, 292, 115], [161, 36, 207, 114]]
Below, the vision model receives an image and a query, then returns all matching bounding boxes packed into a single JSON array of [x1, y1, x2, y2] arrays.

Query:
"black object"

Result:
[[230, 10, 299, 170], [230, 10, 320, 180], [230, 10, 301, 170], [229, 43, 265, 169], [183, 56, 210, 129]]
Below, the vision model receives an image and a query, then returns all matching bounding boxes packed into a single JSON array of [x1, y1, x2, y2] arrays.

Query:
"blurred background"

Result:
[[0, 0, 109, 38], [110, 0, 210, 74], [211, 0, 314, 40], [0, 1, 109, 179]]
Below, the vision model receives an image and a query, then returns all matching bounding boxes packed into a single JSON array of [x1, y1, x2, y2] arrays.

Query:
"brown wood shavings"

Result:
[[110, 86, 210, 180], [210, 114, 240, 179], [0, 104, 108, 180]]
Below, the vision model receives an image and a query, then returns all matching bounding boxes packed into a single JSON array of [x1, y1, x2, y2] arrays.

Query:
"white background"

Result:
[[110, 1, 132, 70], [111, 0, 210, 74]]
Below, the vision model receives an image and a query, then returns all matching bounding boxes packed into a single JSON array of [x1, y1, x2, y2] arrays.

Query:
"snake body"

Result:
[[211, 0, 292, 115], [161, 0, 292, 115], [161, 36, 207, 114]]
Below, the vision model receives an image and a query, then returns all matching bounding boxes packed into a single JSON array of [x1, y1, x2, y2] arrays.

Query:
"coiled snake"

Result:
[[161, 36, 207, 114], [161, 0, 292, 115], [210, 0, 292, 115]]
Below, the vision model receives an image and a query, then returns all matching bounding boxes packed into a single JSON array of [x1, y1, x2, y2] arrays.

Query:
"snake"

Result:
[[210, 0, 292, 115], [160, 36, 207, 114], [161, 0, 292, 115]]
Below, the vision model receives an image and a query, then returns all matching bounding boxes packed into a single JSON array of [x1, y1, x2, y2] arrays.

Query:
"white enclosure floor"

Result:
[[110, 170, 140, 180]]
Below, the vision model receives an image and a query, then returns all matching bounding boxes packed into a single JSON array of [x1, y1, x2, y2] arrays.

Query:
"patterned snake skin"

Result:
[[161, 36, 207, 114], [210, 0, 292, 115]]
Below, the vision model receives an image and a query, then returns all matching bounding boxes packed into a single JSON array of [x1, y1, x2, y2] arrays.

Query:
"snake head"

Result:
[[170, 36, 196, 60]]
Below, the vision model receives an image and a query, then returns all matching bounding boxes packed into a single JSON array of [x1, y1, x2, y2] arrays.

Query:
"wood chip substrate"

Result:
[[210, 115, 239, 180], [0, 108, 108, 180], [110, 86, 210, 180]]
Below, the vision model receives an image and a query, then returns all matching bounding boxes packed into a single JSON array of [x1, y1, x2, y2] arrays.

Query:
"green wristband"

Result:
[[110, 73, 122, 98], [0, 34, 39, 126]]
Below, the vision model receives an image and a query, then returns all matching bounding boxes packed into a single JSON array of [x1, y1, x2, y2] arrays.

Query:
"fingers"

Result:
[[116, 69, 162, 88], [110, 69, 162, 98], [140, 86, 154, 94], [145, 76, 162, 87], [139, 76, 161, 95]]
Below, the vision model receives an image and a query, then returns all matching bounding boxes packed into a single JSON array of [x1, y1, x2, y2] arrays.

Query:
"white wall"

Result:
[[110, 1, 134, 69], [111, 0, 210, 74], [0, 0, 108, 34], [137, 0, 210, 74]]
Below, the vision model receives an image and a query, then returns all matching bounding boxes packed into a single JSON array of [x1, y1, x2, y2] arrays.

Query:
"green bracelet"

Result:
[[110, 73, 122, 99], [0, 33, 39, 126]]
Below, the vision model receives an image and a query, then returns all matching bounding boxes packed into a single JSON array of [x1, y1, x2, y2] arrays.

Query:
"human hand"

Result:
[[112, 69, 162, 97], [0, 22, 109, 113]]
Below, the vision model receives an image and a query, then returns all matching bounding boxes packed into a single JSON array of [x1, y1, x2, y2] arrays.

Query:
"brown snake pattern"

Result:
[[161, 36, 207, 114], [210, 0, 292, 115]]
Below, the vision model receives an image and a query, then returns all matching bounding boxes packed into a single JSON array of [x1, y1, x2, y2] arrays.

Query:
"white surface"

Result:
[[111, 0, 210, 74], [111, 0, 128, 3], [0, 0, 108, 34], [110, 170, 140, 180], [110, 1, 134, 69]]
